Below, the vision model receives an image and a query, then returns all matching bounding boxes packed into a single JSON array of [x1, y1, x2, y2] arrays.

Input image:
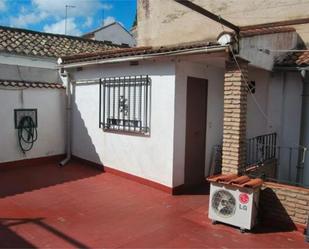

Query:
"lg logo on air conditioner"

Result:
[[239, 193, 249, 211]]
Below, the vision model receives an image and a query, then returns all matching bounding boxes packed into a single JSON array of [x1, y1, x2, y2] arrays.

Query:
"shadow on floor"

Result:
[[0, 218, 89, 249], [251, 224, 297, 234], [0, 221, 36, 248], [0, 159, 102, 199], [254, 187, 297, 233], [173, 182, 210, 195]]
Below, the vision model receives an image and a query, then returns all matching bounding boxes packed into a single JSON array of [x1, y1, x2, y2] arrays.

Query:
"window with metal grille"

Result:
[[99, 76, 151, 135]]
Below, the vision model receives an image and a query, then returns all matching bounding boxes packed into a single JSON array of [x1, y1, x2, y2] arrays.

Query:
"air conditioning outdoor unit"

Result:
[[207, 175, 263, 232]]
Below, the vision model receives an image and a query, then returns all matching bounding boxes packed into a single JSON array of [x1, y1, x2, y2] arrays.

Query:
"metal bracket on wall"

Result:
[[14, 109, 37, 129]]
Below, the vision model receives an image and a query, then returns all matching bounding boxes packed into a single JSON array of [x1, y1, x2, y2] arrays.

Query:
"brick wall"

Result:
[[222, 59, 248, 174], [260, 182, 309, 228]]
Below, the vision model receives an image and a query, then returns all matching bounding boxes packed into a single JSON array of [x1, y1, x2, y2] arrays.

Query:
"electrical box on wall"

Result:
[[14, 109, 37, 129], [14, 109, 38, 153]]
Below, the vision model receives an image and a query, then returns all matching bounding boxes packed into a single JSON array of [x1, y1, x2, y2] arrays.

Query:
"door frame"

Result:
[[184, 76, 208, 187]]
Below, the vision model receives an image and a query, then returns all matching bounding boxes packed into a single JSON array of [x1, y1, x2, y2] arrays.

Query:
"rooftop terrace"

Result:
[[0, 158, 307, 248]]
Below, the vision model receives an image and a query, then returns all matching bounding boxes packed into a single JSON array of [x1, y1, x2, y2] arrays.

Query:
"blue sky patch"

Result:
[[0, 0, 136, 36]]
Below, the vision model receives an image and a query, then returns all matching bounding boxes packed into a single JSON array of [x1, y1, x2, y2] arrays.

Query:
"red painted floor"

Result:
[[0, 159, 307, 248]]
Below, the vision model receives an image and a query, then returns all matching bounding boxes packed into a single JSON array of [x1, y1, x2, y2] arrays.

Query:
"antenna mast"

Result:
[[65, 5, 76, 35]]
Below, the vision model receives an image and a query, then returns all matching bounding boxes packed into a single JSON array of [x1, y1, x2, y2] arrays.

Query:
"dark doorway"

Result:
[[184, 77, 207, 187]]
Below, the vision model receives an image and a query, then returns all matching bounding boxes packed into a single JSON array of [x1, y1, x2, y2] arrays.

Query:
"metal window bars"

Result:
[[99, 75, 151, 135]]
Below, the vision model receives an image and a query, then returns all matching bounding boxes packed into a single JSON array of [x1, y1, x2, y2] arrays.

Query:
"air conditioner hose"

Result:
[[18, 116, 38, 153]]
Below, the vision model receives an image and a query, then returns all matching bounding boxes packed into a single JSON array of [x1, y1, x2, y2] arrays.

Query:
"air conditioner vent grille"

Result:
[[211, 190, 236, 218]]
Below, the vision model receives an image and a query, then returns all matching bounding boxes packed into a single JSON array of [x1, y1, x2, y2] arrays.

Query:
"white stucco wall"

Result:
[[173, 61, 224, 187], [248, 69, 303, 182], [267, 72, 303, 181], [0, 53, 58, 69], [0, 64, 61, 83], [172, 63, 302, 187], [67, 58, 305, 187], [267, 72, 303, 147], [247, 68, 303, 144], [245, 66, 304, 181], [246, 67, 271, 138], [0, 88, 66, 163], [239, 32, 298, 71], [94, 23, 136, 47], [70, 60, 175, 187]]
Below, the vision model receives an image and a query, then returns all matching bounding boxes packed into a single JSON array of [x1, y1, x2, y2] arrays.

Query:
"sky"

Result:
[[0, 0, 137, 36]]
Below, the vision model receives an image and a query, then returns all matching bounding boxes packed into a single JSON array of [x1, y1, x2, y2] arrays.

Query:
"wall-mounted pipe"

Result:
[[298, 69, 309, 186], [59, 70, 72, 166]]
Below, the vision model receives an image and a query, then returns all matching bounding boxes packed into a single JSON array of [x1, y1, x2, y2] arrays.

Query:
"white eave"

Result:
[[0, 52, 58, 69], [58, 45, 229, 69]]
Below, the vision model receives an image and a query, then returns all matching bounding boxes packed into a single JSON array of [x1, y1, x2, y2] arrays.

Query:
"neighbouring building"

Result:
[[0, 25, 120, 163], [57, 0, 309, 230], [137, 0, 309, 47], [82, 22, 137, 47]]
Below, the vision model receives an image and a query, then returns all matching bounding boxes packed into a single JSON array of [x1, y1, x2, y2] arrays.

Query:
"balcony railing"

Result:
[[266, 145, 307, 187], [246, 133, 277, 167], [211, 132, 308, 188]]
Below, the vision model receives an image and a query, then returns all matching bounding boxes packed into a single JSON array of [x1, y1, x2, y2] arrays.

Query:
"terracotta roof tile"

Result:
[[240, 26, 295, 37], [229, 175, 251, 185], [61, 41, 223, 64], [275, 51, 309, 67], [207, 174, 263, 189], [0, 26, 123, 58], [0, 80, 64, 89]]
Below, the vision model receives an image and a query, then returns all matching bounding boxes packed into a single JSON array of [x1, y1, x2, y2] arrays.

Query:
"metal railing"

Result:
[[99, 76, 151, 134], [268, 145, 307, 187], [208, 145, 222, 176], [246, 133, 277, 167], [210, 132, 308, 188]]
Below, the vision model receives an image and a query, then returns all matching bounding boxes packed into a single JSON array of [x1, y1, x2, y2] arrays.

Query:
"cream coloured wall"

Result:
[[138, 0, 309, 46]]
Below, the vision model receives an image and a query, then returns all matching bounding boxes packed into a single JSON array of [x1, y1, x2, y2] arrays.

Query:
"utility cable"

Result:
[[218, 16, 270, 122], [229, 47, 270, 121]]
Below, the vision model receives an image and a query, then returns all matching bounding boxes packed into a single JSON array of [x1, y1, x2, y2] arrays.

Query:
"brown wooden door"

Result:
[[184, 77, 207, 186]]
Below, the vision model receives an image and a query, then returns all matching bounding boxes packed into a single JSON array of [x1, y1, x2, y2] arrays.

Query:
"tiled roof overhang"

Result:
[[60, 41, 228, 65], [0, 80, 64, 89], [239, 26, 296, 38], [0, 25, 123, 58], [275, 51, 309, 68]]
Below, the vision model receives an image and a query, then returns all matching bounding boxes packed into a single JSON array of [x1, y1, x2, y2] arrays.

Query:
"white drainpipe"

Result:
[[59, 69, 72, 166]]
